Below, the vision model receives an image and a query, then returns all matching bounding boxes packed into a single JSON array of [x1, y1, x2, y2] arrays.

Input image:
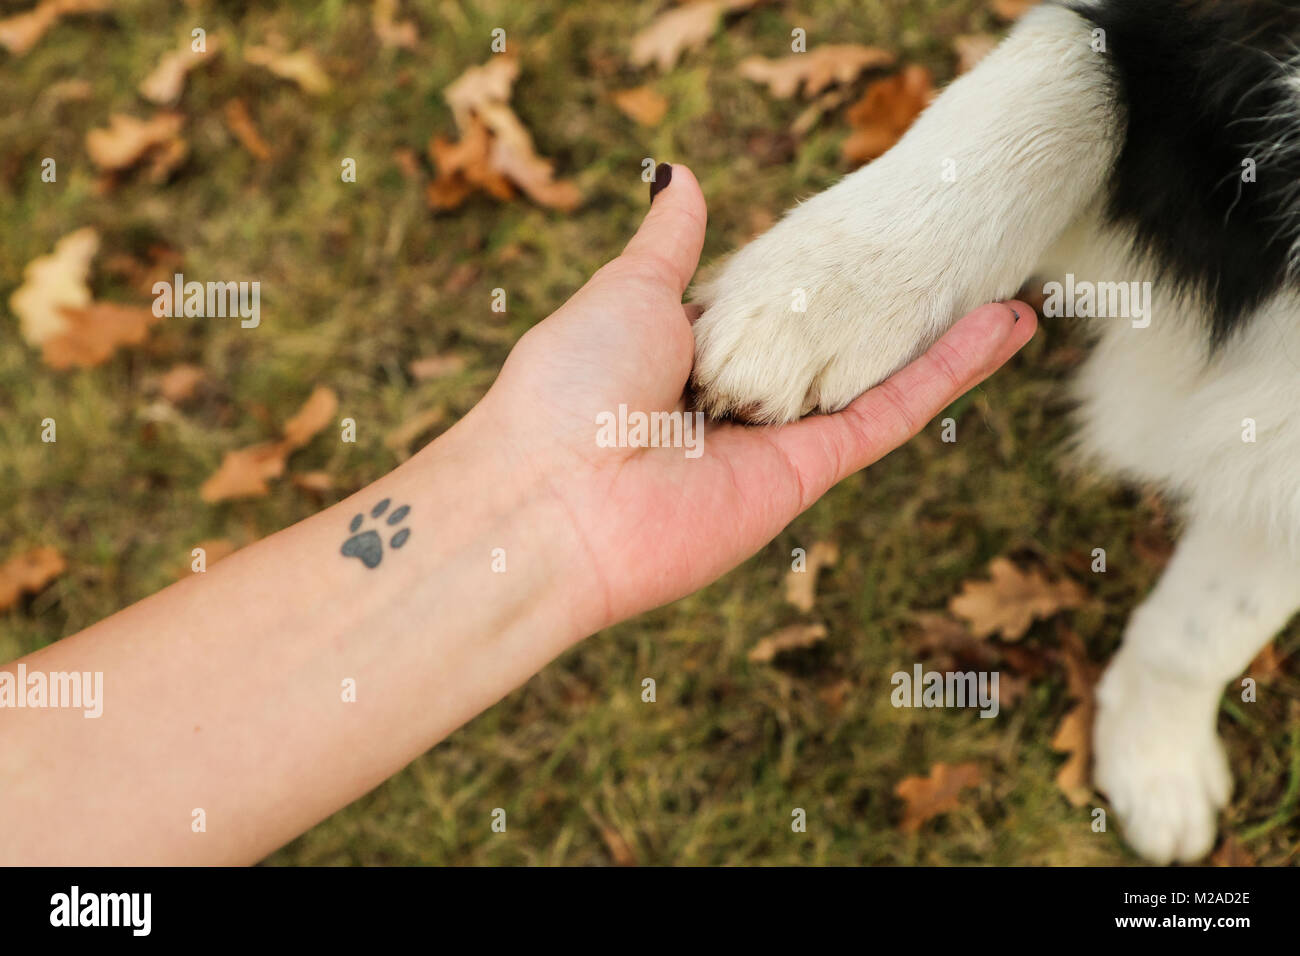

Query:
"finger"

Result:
[[768, 300, 1037, 507], [619, 164, 708, 297]]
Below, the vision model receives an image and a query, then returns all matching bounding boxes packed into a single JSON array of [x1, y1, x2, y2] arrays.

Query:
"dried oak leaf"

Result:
[[0, 0, 108, 57], [245, 44, 331, 95], [1051, 623, 1100, 806], [42, 302, 161, 370], [430, 56, 580, 211], [10, 227, 98, 346], [408, 353, 467, 380], [749, 622, 827, 663], [0, 547, 66, 612], [739, 44, 896, 99], [629, 0, 760, 72], [86, 112, 187, 178], [373, 0, 418, 49], [895, 762, 983, 834], [841, 65, 933, 167], [223, 98, 273, 160], [992, 0, 1040, 21], [784, 541, 839, 612], [156, 363, 207, 403], [139, 37, 222, 105], [948, 556, 1085, 641], [201, 387, 338, 502], [905, 611, 1037, 708], [612, 85, 669, 126]]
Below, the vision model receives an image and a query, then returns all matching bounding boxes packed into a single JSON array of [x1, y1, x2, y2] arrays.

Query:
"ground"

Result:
[[1, 0, 1296, 865]]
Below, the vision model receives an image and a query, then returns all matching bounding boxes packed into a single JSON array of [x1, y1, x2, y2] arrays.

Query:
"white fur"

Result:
[[691, 5, 1118, 422], [693, 3, 1300, 861]]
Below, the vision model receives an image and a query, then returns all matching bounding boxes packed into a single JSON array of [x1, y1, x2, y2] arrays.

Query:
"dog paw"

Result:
[[1093, 658, 1231, 864], [341, 498, 411, 569], [689, 200, 955, 424]]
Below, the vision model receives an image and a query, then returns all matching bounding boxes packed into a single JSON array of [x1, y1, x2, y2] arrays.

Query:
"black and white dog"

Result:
[[691, 0, 1300, 863]]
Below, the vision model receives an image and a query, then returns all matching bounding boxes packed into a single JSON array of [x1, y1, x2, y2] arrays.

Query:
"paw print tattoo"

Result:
[[341, 498, 411, 568]]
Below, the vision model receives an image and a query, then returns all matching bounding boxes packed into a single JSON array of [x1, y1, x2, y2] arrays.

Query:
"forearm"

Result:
[[0, 408, 590, 865]]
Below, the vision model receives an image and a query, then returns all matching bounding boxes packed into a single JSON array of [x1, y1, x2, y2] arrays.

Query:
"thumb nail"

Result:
[[649, 163, 673, 203]]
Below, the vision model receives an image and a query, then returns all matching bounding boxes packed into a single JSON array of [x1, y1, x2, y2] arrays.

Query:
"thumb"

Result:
[[619, 163, 708, 297]]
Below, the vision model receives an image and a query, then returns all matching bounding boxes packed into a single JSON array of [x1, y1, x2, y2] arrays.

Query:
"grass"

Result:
[[1, 0, 1296, 865]]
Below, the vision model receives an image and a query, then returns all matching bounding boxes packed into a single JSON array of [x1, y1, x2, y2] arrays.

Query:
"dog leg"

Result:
[[691, 3, 1120, 423], [1094, 515, 1300, 863]]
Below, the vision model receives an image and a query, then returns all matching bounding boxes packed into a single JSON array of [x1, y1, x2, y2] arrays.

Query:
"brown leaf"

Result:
[[1247, 643, 1286, 683], [373, 0, 418, 49], [280, 385, 338, 451], [629, 0, 760, 72], [948, 556, 1085, 641], [156, 363, 207, 403], [895, 762, 982, 833], [1211, 837, 1256, 867], [739, 44, 896, 99], [992, 0, 1040, 21], [291, 471, 334, 494], [10, 227, 98, 346], [86, 112, 185, 173], [408, 353, 467, 380], [0, 547, 67, 613], [784, 541, 839, 612], [384, 406, 445, 455], [177, 538, 238, 578], [0, 0, 108, 57], [952, 33, 998, 74], [139, 37, 222, 105], [748, 622, 827, 663], [42, 302, 161, 369], [1051, 623, 1100, 806], [612, 86, 669, 126], [905, 611, 1037, 708], [224, 99, 273, 160], [841, 65, 932, 167], [201, 388, 337, 502], [245, 44, 331, 95], [430, 57, 580, 211]]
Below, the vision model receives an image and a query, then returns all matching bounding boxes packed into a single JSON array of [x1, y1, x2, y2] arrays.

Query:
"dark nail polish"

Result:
[[1012, 308, 1021, 322], [649, 163, 672, 203]]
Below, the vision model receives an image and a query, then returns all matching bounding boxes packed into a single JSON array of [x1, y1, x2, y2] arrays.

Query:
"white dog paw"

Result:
[[689, 202, 955, 424], [1093, 659, 1231, 864]]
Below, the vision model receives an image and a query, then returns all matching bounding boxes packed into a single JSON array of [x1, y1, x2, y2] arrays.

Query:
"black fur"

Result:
[[1069, 0, 1300, 343]]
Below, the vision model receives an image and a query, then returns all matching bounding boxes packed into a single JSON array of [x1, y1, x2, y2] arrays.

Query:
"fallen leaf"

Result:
[[905, 611, 1038, 708], [373, 0, 418, 49], [384, 406, 445, 455], [748, 622, 827, 663], [1211, 837, 1256, 867], [223, 98, 273, 160], [992, 0, 1039, 20], [952, 33, 998, 74], [784, 541, 838, 612], [86, 112, 186, 174], [156, 363, 207, 403], [10, 227, 99, 346], [1051, 623, 1100, 806], [430, 57, 580, 211], [139, 37, 222, 104], [291, 471, 334, 494], [0, 547, 66, 612], [895, 762, 982, 833], [629, 0, 760, 72], [408, 353, 467, 380], [0, 0, 108, 57], [739, 44, 896, 99], [948, 556, 1085, 641], [245, 44, 331, 95], [201, 387, 338, 502], [280, 385, 338, 450], [42, 302, 161, 369], [612, 86, 669, 126], [841, 65, 933, 167], [178, 538, 237, 577]]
